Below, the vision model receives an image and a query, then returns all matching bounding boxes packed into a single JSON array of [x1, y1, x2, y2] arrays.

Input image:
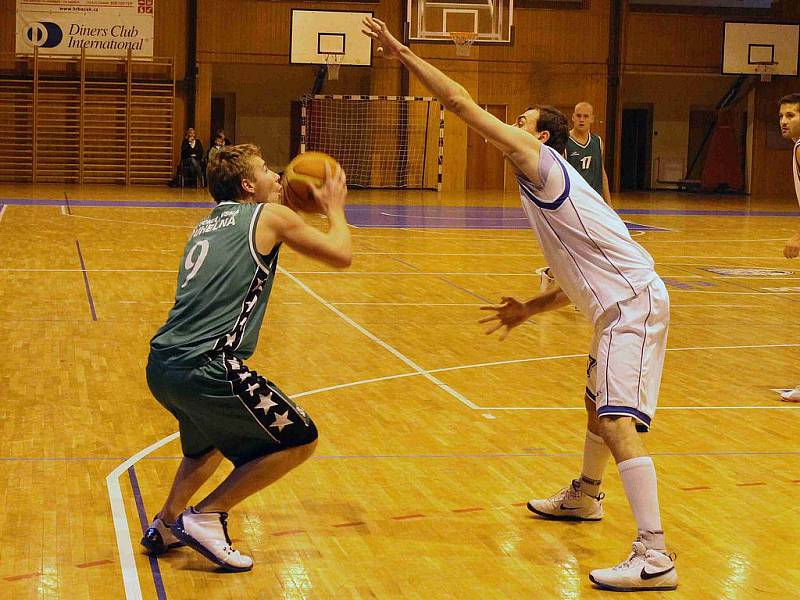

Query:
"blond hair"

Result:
[[206, 144, 261, 203]]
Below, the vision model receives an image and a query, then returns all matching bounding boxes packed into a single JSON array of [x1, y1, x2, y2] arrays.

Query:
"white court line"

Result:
[[107, 431, 179, 600], [646, 303, 758, 308], [62, 212, 195, 228], [1, 268, 797, 284], [353, 231, 534, 240], [275, 271, 540, 276], [0, 268, 175, 273], [0, 204, 6, 223], [277, 265, 479, 410], [330, 302, 761, 308], [107, 339, 800, 597], [667, 289, 800, 295], [662, 255, 788, 259], [662, 262, 795, 268], [646, 238, 788, 243], [351, 251, 537, 256]]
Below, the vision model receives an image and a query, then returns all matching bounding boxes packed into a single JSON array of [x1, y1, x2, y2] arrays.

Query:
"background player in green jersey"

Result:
[[567, 102, 612, 204], [141, 144, 351, 571]]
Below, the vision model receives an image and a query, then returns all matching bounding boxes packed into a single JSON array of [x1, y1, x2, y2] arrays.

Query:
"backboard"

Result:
[[290, 10, 373, 66], [722, 22, 799, 77], [406, 0, 513, 44]]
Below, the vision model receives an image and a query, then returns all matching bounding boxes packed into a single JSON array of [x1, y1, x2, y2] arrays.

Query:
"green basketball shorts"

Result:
[[146, 352, 318, 467]]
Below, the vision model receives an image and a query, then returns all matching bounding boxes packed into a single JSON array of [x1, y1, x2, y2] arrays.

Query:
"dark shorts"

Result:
[[146, 352, 318, 467]]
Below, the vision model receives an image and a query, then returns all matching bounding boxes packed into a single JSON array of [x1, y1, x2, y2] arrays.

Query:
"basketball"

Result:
[[282, 151, 341, 213]]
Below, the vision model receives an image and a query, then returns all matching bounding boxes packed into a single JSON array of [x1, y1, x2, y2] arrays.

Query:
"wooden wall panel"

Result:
[[625, 13, 724, 74], [197, 0, 396, 64], [155, 0, 188, 81], [0, 0, 14, 54]]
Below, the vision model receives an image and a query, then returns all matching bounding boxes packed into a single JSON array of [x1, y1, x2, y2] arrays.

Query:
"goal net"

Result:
[[300, 95, 444, 190]]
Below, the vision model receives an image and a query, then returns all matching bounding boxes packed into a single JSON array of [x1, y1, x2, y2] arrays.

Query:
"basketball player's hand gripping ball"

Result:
[[282, 152, 342, 213]]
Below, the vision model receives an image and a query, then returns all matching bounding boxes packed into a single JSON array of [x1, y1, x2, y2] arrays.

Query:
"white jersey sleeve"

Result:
[[517, 146, 659, 324]]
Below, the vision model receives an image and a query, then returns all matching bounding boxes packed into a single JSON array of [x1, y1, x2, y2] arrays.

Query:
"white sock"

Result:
[[618, 456, 665, 551], [579, 430, 611, 498]]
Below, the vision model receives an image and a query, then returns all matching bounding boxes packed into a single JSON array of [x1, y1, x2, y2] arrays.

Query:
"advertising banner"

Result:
[[16, 0, 154, 57]]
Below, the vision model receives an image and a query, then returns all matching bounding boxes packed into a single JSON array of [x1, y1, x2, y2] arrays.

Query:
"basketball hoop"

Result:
[[324, 54, 342, 80], [753, 61, 777, 82], [450, 32, 478, 57]]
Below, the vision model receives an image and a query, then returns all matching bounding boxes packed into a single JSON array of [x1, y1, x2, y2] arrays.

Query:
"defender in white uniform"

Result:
[[778, 93, 800, 402], [518, 143, 669, 429], [363, 17, 676, 592]]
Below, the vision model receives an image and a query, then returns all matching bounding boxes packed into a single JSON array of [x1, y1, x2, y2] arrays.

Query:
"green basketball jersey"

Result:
[[150, 201, 280, 366], [566, 133, 604, 196]]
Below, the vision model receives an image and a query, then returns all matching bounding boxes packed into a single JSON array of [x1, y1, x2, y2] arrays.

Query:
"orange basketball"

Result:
[[281, 151, 341, 213]]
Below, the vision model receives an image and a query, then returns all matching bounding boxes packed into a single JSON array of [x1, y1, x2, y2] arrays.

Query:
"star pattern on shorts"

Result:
[[269, 410, 293, 432], [254, 391, 276, 413]]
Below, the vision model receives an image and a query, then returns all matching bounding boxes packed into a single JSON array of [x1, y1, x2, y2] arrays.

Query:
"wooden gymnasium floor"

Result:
[[1, 182, 799, 600]]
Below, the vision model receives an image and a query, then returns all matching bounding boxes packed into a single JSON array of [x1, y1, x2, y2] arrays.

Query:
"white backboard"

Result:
[[722, 22, 799, 76], [290, 9, 373, 66]]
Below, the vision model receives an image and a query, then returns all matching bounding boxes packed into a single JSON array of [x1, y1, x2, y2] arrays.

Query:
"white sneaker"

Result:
[[589, 541, 678, 592], [535, 266, 557, 294], [171, 507, 253, 572], [781, 386, 800, 402], [526, 479, 604, 521], [141, 516, 185, 555]]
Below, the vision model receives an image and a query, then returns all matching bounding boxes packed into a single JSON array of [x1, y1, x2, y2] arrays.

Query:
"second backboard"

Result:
[[406, 0, 513, 44]]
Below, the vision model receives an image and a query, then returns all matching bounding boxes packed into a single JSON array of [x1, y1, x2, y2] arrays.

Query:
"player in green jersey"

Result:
[[566, 102, 611, 204], [141, 144, 351, 572]]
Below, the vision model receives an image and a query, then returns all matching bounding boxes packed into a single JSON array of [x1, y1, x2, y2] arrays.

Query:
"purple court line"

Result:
[[128, 466, 168, 600], [75, 241, 97, 321]]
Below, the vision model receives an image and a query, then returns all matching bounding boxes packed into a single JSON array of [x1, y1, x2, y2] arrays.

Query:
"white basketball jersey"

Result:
[[517, 146, 658, 324], [793, 139, 800, 205]]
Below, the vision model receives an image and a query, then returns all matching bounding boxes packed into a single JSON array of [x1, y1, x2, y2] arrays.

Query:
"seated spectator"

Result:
[[207, 130, 226, 164], [179, 127, 205, 187]]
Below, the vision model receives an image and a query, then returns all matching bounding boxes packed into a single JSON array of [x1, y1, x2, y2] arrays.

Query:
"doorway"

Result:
[[466, 104, 507, 191], [210, 93, 236, 144], [620, 106, 652, 191]]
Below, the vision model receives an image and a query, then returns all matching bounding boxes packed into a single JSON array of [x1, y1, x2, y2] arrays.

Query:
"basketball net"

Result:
[[325, 54, 342, 80], [753, 61, 777, 82], [450, 32, 478, 57]]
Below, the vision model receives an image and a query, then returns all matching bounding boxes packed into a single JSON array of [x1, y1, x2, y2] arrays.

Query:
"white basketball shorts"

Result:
[[586, 277, 669, 430]]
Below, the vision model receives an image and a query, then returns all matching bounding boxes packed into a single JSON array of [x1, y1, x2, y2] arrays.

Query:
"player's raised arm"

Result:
[[362, 17, 541, 172]]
